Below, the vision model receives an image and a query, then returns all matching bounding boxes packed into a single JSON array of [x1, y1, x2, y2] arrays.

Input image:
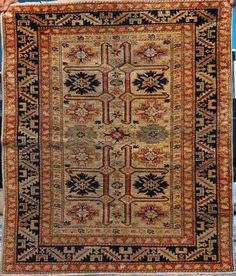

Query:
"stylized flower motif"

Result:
[[65, 125, 97, 146], [64, 72, 101, 95], [137, 124, 168, 144], [133, 148, 167, 166], [112, 150, 122, 159], [66, 173, 100, 196], [112, 210, 122, 219], [67, 147, 99, 167], [65, 45, 95, 63], [112, 111, 122, 119], [68, 203, 98, 224], [104, 127, 130, 143], [75, 149, 91, 165], [66, 102, 99, 123], [111, 48, 121, 56], [112, 181, 123, 189], [133, 71, 168, 93], [136, 205, 165, 224], [135, 100, 167, 122], [134, 173, 168, 197], [137, 43, 167, 62]]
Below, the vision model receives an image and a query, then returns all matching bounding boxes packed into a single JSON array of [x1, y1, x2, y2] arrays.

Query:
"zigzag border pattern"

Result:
[[2, 0, 233, 273]]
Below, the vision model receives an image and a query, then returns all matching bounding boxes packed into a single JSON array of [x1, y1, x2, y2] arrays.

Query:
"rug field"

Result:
[[1, 0, 233, 273]]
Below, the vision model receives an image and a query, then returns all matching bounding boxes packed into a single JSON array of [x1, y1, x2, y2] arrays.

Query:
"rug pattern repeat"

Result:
[[2, 0, 233, 273]]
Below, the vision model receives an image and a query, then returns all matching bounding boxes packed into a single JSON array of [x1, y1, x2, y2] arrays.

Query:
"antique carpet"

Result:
[[1, 0, 233, 273]]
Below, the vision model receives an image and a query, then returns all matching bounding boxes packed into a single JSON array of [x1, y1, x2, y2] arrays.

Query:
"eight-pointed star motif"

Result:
[[134, 173, 169, 197], [64, 72, 101, 95], [133, 71, 168, 93], [66, 173, 100, 196]]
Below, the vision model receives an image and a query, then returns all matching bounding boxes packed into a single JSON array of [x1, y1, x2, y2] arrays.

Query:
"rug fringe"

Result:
[[9, 0, 231, 7]]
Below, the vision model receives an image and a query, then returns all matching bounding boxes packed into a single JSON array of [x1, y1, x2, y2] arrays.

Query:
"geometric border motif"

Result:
[[2, 0, 233, 273]]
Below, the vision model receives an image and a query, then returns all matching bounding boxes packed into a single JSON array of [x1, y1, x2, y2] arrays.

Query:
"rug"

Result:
[[1, 0, 233, 273]]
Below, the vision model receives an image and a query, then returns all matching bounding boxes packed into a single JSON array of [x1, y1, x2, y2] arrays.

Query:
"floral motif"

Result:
[[112, 181, 123, 189], [112, 210, 122, 219], [68, 147, 99, 167], [111, 150, 122, 159], [104, 127, 130, 143], [137, 124, 168, 144], [136, 205, 165, 224], [136, 43, 167, 62], [65, 125, 97, 146], [66, 102, 99, 123], [68, 203, 98, 224], [65, 45, 95, 63], [112, 110, 123, 119], [65, 72, 101, 95], [135, 100, 167, 122], [75, 149, 92, 165], [111, 48, 121, 56], [133, 71, 168, 93], [133, 148, 167, 166], [134, 173, 168, 197], [66, 173, 100, 196]]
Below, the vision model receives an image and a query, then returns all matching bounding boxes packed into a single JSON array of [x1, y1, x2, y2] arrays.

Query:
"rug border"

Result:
[[1, 0, 234, 273]]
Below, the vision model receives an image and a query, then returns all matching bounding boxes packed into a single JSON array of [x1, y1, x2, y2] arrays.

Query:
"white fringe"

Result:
[[9, 0, 230, 7]]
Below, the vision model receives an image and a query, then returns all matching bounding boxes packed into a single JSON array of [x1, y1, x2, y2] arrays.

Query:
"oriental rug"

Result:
[[1, 0, 233, 273]]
